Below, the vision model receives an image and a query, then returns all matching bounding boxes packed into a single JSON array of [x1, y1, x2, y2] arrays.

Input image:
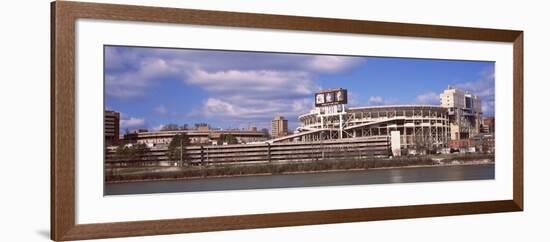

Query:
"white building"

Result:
[[440, 86, 483, 140]]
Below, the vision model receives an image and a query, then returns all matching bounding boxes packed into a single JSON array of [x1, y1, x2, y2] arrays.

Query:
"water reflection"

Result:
[[389, 169, 404, 183], [105, 164, 495, 196]]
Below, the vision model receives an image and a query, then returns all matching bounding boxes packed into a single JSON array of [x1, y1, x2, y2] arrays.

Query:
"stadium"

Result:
[[267, 86, 486, 156], [293, 104, 451, 150]]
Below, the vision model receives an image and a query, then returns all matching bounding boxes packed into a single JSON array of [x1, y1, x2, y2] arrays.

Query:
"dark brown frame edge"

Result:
[[51, 1, 523, 241]]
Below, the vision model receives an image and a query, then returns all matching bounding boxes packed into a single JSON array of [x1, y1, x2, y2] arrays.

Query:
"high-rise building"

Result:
[[440, 86, 482, 140], [271, 116, 288, 138], [105, 110, 120, 146]]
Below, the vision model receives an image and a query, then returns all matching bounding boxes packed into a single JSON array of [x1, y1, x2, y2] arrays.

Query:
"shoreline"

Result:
[[105, 160, 494, 184]]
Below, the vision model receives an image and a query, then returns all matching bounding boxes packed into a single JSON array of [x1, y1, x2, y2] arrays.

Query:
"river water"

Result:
[[105, 164, 494, 195]]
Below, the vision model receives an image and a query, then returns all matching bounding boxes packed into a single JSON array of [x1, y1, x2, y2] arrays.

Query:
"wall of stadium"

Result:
[[298, 105, 450, 150]]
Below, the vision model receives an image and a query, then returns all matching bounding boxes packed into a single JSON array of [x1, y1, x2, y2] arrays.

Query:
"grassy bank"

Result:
[[105, 153, 494, 183]]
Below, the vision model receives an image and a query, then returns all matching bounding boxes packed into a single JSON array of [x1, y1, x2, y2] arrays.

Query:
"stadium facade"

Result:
[[271, 86, 484, 154], [296, 104, 450, 150]]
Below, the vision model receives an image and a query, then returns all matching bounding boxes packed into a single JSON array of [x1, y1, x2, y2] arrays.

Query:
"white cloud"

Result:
[[305, 56, 362, 73], [198, 97, 312, 121], [104, 47, 363, 100], [105, 57, 190, 99], [154, 105, 168, 115], [120, 117, 145, 128], [456, 69, 494, 97], [186, 68, 317, 98], [151, 124, 165, 131], [368, 96, 384, 105], [481, 100, 494, 115], [457, 81, 494, 98], [455, 68, 495, 115], [202, 98, 242, 117], [104, 47, 366, 128], [182, 68, 318, 124], [290, 99, 311, 113], [346, 91, 359, 106], [366, 96, 400, 105], [416, 92, 440, 105]]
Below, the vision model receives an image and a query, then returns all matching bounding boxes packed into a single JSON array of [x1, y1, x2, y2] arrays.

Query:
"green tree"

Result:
[[217, 134, 238, 145], [168, 133, 190, 166], [115, 142, 130, 161], [114, 142, 150, 165]]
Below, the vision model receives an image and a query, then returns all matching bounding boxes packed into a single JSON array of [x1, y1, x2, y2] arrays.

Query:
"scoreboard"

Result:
[[315, 88, 348, 107]]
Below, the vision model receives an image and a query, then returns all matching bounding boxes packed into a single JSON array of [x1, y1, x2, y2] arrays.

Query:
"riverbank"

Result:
[[105, 154, 494, 184]]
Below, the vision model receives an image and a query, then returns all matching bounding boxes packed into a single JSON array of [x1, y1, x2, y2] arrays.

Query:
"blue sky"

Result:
[[105, 46, 495, 132]]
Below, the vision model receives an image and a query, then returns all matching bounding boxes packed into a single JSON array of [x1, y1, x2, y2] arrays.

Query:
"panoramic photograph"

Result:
[[103, 45, 496, 195]]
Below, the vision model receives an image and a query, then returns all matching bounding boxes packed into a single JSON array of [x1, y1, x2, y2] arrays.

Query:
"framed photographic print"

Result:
[[51, 1, 523, 241]]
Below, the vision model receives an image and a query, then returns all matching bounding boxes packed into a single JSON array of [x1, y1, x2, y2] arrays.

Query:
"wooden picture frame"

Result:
[[51, 1, 523, 241]]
